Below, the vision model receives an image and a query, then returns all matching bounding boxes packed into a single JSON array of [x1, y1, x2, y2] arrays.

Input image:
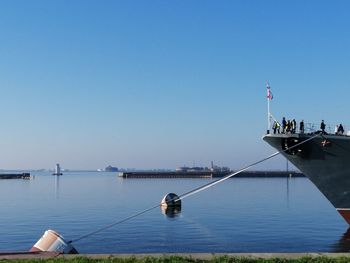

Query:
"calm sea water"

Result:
[[0, 171, 349, 253]]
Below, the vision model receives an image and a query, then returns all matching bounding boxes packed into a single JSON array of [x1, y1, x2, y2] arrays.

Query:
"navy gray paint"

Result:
[[263, 133, 350, 224]]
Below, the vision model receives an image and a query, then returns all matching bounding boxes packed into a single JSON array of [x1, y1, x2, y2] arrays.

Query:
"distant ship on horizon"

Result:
[[104, 165, 119, 172]]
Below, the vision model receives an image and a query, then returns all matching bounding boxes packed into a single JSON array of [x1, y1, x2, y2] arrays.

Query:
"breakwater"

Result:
[[118, 171, 303, 179], [0, 173, 30, 179]]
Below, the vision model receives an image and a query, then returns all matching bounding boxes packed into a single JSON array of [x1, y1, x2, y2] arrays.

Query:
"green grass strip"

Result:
[[2, 256, 350, 263]]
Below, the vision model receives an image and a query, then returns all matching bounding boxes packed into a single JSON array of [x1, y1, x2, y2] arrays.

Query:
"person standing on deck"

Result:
[[286, 120, 291, 133], [292, 119, 297, 134], [282, 117, 286, 134], [338, 124, 344, 134], [272, 121, 281, 134], [273, 121, 278, 134], [320, 120, 326, 133], [299, 120, 304, 134], [276, 121, 280, 134]]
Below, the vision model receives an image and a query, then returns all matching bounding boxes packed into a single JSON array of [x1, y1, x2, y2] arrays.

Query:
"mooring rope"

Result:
[[70, 204, 160, 243], [70, 133, 320, 244], [177, 133, 321, 201]]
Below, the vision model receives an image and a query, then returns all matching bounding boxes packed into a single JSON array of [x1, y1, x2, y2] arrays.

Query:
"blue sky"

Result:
[[0, 0, 350, 170]]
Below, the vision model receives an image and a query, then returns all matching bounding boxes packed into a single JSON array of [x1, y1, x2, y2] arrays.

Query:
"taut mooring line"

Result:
[[70, 133, 320, 244], [69, 204, 160, 243], [177, 134, 320, 201]]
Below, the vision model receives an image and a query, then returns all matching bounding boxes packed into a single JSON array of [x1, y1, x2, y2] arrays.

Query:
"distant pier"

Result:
[[118, 171, 304, 179], [119, 171, 218, 178], [0, 173, 30, 179]]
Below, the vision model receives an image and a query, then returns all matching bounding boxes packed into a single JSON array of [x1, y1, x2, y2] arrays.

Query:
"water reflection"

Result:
[[54, 176, 60, 199], [332, 228, 350, 252], [286, 177, 290, 208], [160, 205, 181, 218]]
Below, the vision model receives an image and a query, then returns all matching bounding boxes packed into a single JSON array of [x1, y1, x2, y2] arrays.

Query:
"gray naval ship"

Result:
[[263, 130, 350, 224]]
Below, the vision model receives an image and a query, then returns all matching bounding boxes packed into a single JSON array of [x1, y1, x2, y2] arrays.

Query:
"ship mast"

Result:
[[266, 81, 273, 134]]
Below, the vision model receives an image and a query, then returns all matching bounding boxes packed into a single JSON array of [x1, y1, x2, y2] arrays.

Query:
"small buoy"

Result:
[[160, 193, 182, 217], [30, 229, 78, 254], [160, 193, 181, 208]]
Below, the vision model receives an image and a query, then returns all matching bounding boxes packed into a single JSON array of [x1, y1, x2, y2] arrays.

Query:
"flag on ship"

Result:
[[266, 82, 273, 100]]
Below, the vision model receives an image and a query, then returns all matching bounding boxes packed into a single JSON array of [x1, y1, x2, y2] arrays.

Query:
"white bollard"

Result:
[[30, 229, 78, 254]]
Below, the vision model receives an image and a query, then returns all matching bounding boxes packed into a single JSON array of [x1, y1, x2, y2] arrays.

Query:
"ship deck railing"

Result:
[[270, 122, 350, 137]]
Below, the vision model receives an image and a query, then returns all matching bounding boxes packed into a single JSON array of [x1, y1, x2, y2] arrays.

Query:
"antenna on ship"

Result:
[[266, 81, 273, 134]]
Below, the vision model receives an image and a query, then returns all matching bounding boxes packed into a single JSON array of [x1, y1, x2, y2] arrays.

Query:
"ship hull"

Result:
[[263, 133, 350, 224]]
